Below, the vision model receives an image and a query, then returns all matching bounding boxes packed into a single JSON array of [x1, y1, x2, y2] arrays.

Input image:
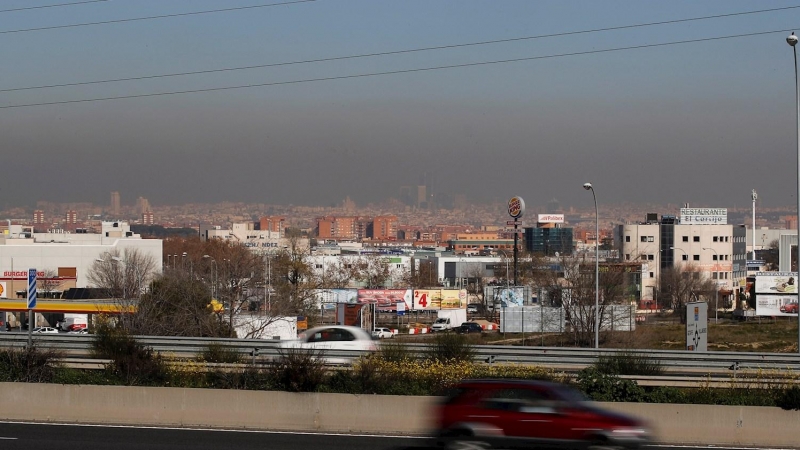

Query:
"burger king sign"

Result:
[[508, 196, 525, 220]]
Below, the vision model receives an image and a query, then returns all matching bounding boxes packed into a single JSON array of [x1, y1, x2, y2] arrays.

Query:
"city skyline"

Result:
[[1, 1, 798, 210]]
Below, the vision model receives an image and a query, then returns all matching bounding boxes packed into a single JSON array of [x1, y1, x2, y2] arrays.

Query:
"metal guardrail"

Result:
[[3, 333, 800, 384]]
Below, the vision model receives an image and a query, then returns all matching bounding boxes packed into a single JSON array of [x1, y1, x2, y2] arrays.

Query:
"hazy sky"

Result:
[[1, 0, 799, 211]]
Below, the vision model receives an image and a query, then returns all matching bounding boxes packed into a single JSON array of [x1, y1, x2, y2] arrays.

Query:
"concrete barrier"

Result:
[[1, 383, 799, 447]]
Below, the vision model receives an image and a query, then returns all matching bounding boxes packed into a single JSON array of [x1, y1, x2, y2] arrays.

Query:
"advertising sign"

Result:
[[412, 289, 467, 310], [685, 301, 707, 351], [680, 208, 727, 225], [537, 214, 565, 224], [357, 289, 412, 311], [755, 295, 798, 316], [507, 196, 525, 220], [754, 272, 798, 294], [0, 281, 6, 299], [317, 289, 358, 304], [485, 286, 527, 307], [337, 304, 364, 327]]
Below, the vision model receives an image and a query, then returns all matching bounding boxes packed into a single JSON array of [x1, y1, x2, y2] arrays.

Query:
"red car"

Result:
[[434, 379, 651, 450], [780, 302, 799, 314]]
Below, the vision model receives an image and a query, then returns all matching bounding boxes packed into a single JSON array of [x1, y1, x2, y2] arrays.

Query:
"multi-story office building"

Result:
[[525, 227, 574, 256], [616, 210, 747, 304]]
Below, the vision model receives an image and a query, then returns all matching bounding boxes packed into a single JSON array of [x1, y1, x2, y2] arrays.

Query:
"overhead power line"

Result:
[[0, 0, 315, 35], [0, 28, 791, 110], [0, 0, 108, 14], [1, 4, 798, 93]]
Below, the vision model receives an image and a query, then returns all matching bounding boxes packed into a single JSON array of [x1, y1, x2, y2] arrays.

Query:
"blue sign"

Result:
[[27, 268, 37, 309]]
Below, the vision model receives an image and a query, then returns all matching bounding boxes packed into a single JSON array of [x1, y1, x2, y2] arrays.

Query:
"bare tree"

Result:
[[270, 236, 321, 326], [348, 254, 392, 288], [398, 257, 438, 288], [659, 264, 716, 319], [88, 248, 157, 301]]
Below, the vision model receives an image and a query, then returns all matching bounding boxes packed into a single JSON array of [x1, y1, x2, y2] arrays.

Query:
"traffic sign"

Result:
[[27, 268, 37, 309]]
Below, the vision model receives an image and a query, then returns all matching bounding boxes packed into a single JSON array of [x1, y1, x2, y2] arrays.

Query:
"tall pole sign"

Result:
[[507, 196, 525, 287], [27, 268, 37, 346]]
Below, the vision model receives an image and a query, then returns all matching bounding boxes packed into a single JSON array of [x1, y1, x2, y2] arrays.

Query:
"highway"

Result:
[[0, 422, 763, 450]]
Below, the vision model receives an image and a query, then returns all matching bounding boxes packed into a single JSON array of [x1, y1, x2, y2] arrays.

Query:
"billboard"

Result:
[[755, 295, 798, 316], [485, 286, 528, 307], [357, 289, 413, 311], [316, 289, 358, 304], [412, 289, 467, 310], [679, 208, 727, 225], [755, 273, 798, 294], [537, 214, 565, 224]]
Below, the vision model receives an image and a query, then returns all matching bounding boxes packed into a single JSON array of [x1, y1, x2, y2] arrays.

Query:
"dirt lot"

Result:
[[397, 313, 800, 352]]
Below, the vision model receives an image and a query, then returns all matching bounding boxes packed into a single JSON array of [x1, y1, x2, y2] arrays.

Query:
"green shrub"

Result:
[[595, 351, 663, 376], [776, 386, 800, 410], [0, 345, 62, 383], [576, 367, 645, 402], [270, 348, 327, 392], [91, 323, 169, 386], [377, 341, 415, 363], [426, 333, 474, 363], [201, 343, 244, 364]]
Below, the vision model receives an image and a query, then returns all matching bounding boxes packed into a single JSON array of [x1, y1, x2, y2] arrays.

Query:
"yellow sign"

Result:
[[208, 299, 224, 313]]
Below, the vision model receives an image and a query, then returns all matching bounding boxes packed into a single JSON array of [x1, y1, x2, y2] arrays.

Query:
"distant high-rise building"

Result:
[[110, 191, 121, 217], [33, 210, 45, 224], [547, 198, 561, 213], [142, 211, 154, 225], [342, 196, 356, 212], [136, 197, 150, 215], [65, 210, 78, 224]]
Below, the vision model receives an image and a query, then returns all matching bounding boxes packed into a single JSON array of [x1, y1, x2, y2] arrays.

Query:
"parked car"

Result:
[[372, 327, 394, 339], [434, 379, 651, 450], [279, 325, 377, 364], [32, 327, 59, 334], [68, 328, 90, 334], [457, 322, 483, 334], [781, 302, 799, 314]]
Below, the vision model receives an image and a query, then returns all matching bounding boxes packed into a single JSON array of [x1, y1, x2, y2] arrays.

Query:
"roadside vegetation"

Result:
[[2, 330, 800, 410]]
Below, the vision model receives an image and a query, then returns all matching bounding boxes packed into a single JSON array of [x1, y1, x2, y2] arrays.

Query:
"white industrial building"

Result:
[[0, 221, 162, 297], [616, 209, 747, 304]]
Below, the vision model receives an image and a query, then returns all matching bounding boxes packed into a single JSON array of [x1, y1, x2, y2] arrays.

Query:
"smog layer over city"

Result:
[[0, 0, 798, 215]]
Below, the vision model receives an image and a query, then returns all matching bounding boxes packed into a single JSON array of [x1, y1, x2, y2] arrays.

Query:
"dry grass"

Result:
[[396, 315, 800, 351]]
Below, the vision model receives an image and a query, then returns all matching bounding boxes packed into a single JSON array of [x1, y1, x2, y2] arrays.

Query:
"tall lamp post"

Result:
[[203, 255, 217, 299], [787, 32, 800, 354], [703, 247, 719, 323], [583, 182, 599, 349], [670, 246, 687, 266]]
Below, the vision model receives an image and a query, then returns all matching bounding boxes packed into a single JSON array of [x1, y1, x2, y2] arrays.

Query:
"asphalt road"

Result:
[[0, 422, 427, 450], [0, 422, 759, 450]]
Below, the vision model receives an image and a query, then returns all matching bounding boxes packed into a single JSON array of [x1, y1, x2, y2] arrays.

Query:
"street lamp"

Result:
[[670, 246, 687, 265], [203, 255, 217, 299], [787, 31, 800, 354], [703, 247, 719, 323], [583, 182, 599, 349]]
